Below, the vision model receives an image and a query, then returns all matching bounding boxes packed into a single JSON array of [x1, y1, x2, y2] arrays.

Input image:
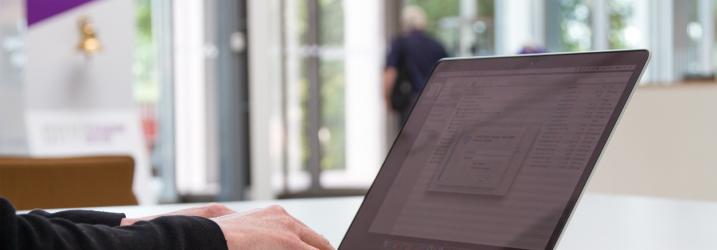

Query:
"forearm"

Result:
[[383, 68, 398, 105]]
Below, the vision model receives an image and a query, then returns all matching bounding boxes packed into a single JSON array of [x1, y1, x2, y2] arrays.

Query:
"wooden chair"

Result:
[[0, 155, 138, 210]]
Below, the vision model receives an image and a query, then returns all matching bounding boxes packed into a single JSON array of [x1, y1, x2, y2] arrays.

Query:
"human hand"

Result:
[[213, 205, 334, 250], [120, 203, 235, 226]]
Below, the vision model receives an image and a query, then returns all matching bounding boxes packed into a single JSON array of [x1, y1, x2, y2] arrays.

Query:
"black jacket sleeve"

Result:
[[27, 209, 125, 227], [1, 198, 228, 250]]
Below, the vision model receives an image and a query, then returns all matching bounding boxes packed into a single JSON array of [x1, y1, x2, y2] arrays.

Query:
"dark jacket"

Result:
[[386, 30, 448, 93], [0, 197, 227, 250]]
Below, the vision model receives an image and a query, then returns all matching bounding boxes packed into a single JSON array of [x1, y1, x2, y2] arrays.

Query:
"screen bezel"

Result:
[[338, 50, 650, 250]]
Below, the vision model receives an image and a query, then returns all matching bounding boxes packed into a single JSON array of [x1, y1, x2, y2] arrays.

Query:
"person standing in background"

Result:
[[383, 5, 448, 127]]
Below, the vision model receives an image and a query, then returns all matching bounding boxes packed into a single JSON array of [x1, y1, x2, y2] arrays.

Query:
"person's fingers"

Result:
[[272, 233, 318, 250], [266, 205, 312, 231], [119, 218, 137, 226], [267, 204, 288, 214], [297, 224, 334, 250], [233, 207, 263, 217], [269, 207, 312, 236], [282, 209, 309, 228], [202, 203, 235, 217], [261, 205, 332, 250], [296, 240, 320, 250]]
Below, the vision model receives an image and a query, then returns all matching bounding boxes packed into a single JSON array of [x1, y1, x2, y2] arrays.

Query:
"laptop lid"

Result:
[[340, 50, 649, 250]]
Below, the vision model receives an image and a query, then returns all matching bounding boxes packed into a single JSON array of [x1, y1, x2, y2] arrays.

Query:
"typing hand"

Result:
[[120, 203, 235, 226], [213, 205, 334, 250]]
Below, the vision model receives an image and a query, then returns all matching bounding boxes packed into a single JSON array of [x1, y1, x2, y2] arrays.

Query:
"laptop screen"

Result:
[[340, 50, 649, 250]]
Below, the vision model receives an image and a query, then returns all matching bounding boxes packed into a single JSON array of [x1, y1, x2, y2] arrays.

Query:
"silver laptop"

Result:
[[339, 50, 650, 250]]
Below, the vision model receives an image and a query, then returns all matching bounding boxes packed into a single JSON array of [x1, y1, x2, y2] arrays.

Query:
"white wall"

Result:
[[22, 0, 153, 204], [587, 84, 717, 201]]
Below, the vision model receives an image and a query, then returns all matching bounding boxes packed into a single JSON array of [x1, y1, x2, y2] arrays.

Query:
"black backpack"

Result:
[[390, 38, 414, 112]]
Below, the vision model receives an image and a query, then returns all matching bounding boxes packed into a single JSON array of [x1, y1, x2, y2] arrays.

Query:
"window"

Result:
[[258, 0, 717, 198], [608, 0, 639, 49], [678, 0, 715, 79], [0, 0, 24, 86], [284, 0, 349, 191], [134, 0, 159, 175], [547, 0, 644, 51], [409, 0, 496, 56], [134, 0, 183, 201], [0, 0, 26, 154], [281, 0, 385, 193], [547, 0, 593, 52], [291, 0, 346, 173]]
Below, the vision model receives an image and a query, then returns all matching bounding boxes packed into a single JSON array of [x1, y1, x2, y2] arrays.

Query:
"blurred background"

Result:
[[1, 0, 716, 206]]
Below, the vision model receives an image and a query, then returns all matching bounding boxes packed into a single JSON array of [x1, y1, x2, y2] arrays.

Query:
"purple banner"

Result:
[[26, 0, 94, 27]]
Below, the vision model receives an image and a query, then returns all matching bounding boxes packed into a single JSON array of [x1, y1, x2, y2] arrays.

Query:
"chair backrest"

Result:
[[0, 155, 138, 210]]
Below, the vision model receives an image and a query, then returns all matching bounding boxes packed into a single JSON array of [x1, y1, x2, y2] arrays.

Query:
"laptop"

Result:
[[339, 50, 650, 250]]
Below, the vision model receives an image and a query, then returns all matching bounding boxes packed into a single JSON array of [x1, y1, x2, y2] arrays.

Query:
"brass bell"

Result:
[[77, 16, 102, 55]]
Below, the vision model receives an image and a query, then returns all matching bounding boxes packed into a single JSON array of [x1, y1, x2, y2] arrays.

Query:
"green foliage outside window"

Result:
[[297, 0, 346, 171], [407, 0, 495, 56], [558, 0, 592, 51], [608, 0, 633, 49], [134, 0, 157, 103]]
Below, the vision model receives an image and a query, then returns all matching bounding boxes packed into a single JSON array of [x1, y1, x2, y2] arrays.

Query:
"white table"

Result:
[[55, 192, 717, 250]]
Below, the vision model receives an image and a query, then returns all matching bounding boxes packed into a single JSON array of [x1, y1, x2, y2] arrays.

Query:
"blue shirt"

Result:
[[386, 30, 448, 93]]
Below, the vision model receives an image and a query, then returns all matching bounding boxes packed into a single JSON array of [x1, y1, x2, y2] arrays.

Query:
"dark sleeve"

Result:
[[27, 209, 125, 227], [386, 38, 401, 69], [1, 198, 228, 250]]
